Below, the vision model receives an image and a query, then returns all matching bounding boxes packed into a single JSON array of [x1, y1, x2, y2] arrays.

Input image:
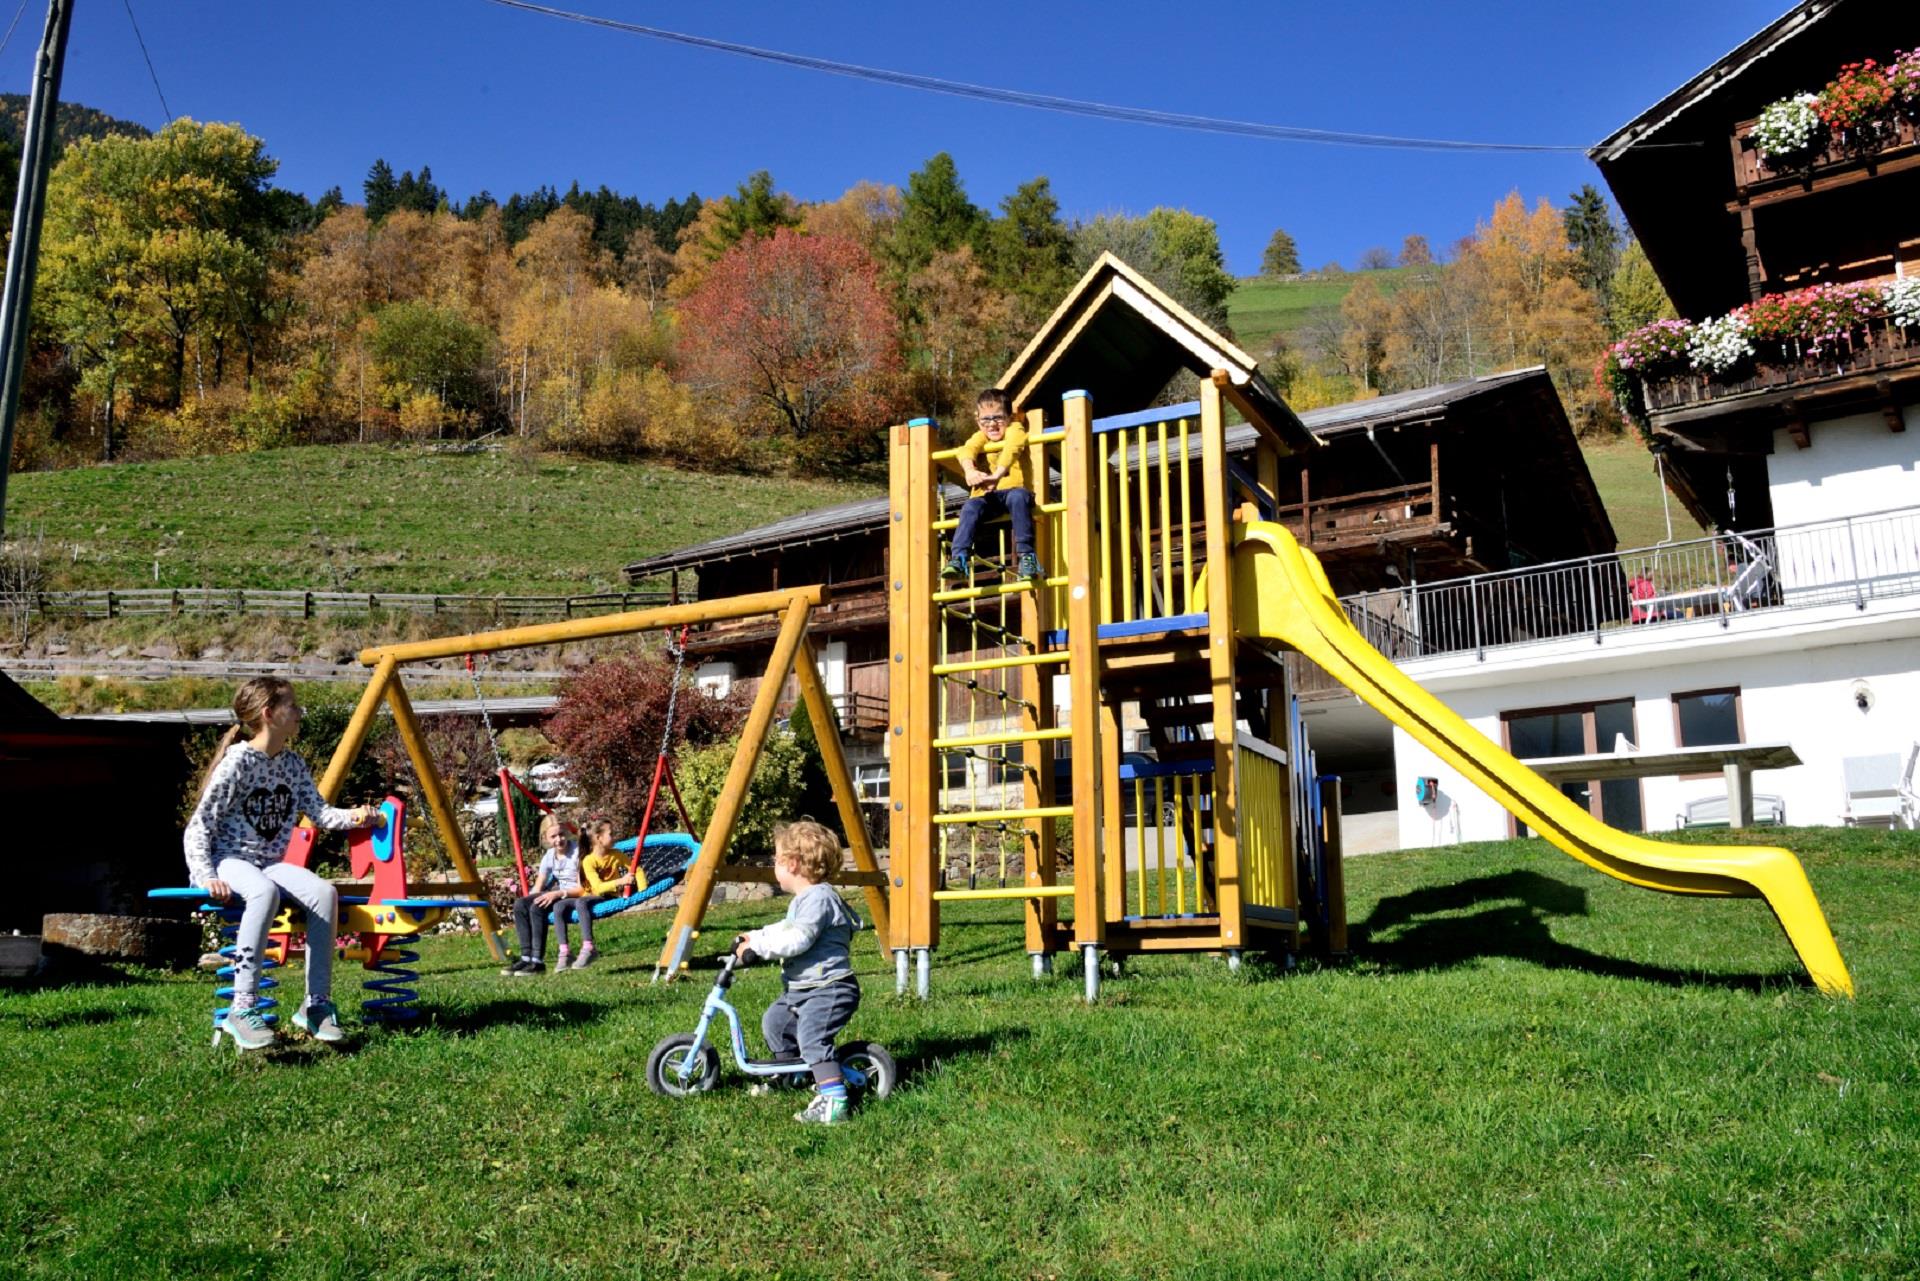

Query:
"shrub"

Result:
[[542, 648, 749, 832], [676, 730, 811, 859]]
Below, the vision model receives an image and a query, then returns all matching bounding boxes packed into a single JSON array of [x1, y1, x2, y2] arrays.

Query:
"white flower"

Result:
[[1885, 277, 1920, 328], [1688, 311, 1755, 373], [1752, 94, 1822, 159]]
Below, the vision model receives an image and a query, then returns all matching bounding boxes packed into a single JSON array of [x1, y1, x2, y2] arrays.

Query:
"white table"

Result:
[[1524, 742, 1800, 828]]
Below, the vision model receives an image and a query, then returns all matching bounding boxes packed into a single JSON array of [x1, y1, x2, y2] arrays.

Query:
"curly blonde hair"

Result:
[[773, 819, 841, 883]]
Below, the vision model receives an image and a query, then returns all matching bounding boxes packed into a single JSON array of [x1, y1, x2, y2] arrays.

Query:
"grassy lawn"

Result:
[[4, 445, 872, 596], [4, 826, 1915, 1280]]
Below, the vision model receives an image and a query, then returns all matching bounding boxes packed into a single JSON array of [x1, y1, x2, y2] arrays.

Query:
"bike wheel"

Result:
[[646, 1034, 720, 1097], [835, 1041, 897, 1101]]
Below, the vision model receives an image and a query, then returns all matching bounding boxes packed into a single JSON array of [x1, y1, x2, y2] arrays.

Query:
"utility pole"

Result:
[[0, 0, 75, 541]]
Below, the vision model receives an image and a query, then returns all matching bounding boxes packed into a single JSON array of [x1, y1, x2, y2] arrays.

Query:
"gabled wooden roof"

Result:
[[996, 252, 1317, 455]]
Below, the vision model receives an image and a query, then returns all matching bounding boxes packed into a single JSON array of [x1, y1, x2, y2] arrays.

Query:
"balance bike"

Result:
[[645, 944, 895, 1103]]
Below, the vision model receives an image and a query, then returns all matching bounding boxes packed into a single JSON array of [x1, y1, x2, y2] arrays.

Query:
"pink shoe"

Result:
[[571, 944, 597, 970]]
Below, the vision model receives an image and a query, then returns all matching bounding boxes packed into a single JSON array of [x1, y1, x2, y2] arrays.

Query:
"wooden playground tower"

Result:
[[886, 254, 1346, 999]]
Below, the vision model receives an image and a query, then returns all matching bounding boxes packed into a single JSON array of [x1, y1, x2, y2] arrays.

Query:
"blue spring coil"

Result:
[[360, 934, 421, 1024], [211, 908, 280, 1040]]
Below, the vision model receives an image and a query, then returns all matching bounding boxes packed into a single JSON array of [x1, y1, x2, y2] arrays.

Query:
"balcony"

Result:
[[1732, 113, 1920, 205], [1318, 504, 1920, 673], [1640, 317, 1920, 424]]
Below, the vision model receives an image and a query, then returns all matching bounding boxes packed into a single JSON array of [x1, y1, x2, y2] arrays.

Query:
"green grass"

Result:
[[5, 827, 1917, 1280], [5, 445, 872, 595], [1579, 437, 1707, 549]]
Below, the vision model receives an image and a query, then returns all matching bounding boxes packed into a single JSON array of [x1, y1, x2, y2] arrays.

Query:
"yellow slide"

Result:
[[1224, 520, 1853, 997]]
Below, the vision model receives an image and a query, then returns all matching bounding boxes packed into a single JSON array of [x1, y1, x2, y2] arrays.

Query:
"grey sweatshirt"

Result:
[[182, 743, 360, 887], [530, 845, 583, 894], [745, 881, 862, 990]]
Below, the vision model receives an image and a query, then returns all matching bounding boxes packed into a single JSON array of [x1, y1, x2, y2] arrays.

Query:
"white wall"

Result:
[[1769, 405, 1920, 526], [1394, 619, 1920, 848]]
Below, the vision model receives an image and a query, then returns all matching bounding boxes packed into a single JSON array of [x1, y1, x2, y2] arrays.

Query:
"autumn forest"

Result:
[[7, 110, 1672, 479]]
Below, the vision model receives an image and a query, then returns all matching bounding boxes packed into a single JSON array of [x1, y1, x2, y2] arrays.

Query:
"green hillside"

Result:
[[1227, 267, 1415, 358], [4, 446, 870, 595]]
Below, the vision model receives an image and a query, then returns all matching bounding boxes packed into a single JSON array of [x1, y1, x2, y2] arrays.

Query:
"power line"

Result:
[[483, 0, 1620, 156], [121, 0, 171, 122], [0, 0, 28, 62]]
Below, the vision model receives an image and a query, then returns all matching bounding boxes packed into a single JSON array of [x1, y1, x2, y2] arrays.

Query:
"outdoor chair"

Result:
[[1900, 743, 1920, 832], [1841, 753, 1904, 829], [1677, 793, 1785, 829]]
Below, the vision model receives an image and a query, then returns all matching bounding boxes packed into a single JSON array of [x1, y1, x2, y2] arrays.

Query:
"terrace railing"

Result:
[[1731, 113, 1920, 195], [1641, 318, 1920, 417], [1331, 504, 1920, 665]]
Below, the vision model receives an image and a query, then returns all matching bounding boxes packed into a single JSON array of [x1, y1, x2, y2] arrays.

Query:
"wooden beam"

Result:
[[315, 654, 394, 802], [1200, 378, 1244, 954], [385, 675, 505, 961], [1876, 378, 1906, 433], [358, 586, 827, 665], [1020, 405, 1060, 956], [653, 598, 813, 979], [794, 632, 892, 953], [1062, 390, 1106, 949]]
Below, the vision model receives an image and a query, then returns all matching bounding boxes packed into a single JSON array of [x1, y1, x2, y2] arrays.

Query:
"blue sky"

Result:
[[3, 1, 1788, 274]]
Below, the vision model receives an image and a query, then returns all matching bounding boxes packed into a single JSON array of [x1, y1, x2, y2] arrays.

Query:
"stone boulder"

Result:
[[41, 913, 200, 971]]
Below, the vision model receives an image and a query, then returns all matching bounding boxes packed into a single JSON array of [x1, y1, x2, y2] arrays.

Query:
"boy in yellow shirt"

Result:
[[944, 387, 1042, 581]]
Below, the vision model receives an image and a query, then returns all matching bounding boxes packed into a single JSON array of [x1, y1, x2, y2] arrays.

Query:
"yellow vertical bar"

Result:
[[1173, 776, 1187, 915], [1062, 391, 1106, 952], [1105, 434, 1121, 629], [1021, 407, 1058, 955], [386, 675, 506, 961], [1179, 418, 1193, 615], [1117, 427, 1134, 623], [1102, 698, 1125, 923], [794, 634, 891, 952], [1136, 427, 1152, 620], [1153, 776, 1168, 915], [1157, 420, 1173, 621], [1201, 376, 1242, 953]]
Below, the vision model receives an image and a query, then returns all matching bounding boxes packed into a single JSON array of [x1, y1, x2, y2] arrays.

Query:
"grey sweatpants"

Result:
[[217, 857, 337, 1012], [762, 977, 860, 1074]]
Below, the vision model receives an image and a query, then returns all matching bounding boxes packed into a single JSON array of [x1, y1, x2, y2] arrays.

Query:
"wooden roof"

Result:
[[996, 252, 1317, 455]]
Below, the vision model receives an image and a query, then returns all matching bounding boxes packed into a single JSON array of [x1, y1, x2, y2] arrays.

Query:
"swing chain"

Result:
[[658, 625, 690, 759], [465, 652, 507, 778]]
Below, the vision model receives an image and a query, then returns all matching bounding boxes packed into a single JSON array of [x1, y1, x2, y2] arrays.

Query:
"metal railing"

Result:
[[1333, 504, 1920, 665], [1, 586, 672, 622]]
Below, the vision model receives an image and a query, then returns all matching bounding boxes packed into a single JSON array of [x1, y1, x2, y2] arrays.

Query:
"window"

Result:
[[1503, 697, 1644, 833], [1673, 688, 1742, 747]]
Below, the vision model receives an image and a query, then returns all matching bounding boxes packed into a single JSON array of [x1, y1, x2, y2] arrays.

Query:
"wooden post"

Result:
[[316, 655, 396, 802], [1200, 376, 1243, 953], [1020, 406, 1060, 956], [386, 675, 506, 961], [795, 632, 892, 952], [654, 598, 813, 979], [1061, 391, 1105, 950], [888, 417, 940, 956]]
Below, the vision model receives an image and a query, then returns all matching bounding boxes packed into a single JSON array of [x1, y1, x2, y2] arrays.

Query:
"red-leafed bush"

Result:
[[542, 649, 750, 832]]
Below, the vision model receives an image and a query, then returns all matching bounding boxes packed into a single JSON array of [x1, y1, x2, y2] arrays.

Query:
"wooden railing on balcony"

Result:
[[1641, 318, 1920, 416], [1732, 114, 1920, 198], [1272, 481, 1439, 551]]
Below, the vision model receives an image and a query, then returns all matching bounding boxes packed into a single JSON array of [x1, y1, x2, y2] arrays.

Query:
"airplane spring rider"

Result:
[[645, 939, 897, 1102], [150, 797, 487, 1041]]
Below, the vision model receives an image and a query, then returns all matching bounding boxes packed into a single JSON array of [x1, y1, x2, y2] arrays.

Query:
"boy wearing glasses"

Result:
[[943, 387, 1042, 581]]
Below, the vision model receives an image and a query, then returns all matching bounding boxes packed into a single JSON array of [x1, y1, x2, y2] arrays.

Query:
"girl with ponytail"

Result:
[[183, 677, 386, 1051]]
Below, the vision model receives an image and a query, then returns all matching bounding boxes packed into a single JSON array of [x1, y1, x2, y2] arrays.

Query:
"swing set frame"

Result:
[[316, 586, 891, 971]]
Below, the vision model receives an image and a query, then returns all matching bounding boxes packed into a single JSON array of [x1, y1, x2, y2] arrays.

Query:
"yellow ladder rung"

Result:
[[931, 651, 1070, 675], [932, 576, 1067, 603], [933, 806, 1073, 825], [933, 727, 1072, 749], [933, 884, 1077, 902]]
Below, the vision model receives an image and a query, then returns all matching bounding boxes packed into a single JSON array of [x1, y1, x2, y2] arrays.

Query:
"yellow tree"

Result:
[[905, 244, 1016, 422], [1458, 191, 1612, 434]]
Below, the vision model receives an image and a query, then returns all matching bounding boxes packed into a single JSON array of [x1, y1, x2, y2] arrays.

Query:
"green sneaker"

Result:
[[221, 1008, 275, 1052], [941, 553, 970, 580], [1017, 552, 1043, 579], [794, 1092, 850, 1125], [291, 999, 345, 1045]]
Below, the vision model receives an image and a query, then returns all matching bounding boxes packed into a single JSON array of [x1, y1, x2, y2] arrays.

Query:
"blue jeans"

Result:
[[951, 487, 1035, 559]]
